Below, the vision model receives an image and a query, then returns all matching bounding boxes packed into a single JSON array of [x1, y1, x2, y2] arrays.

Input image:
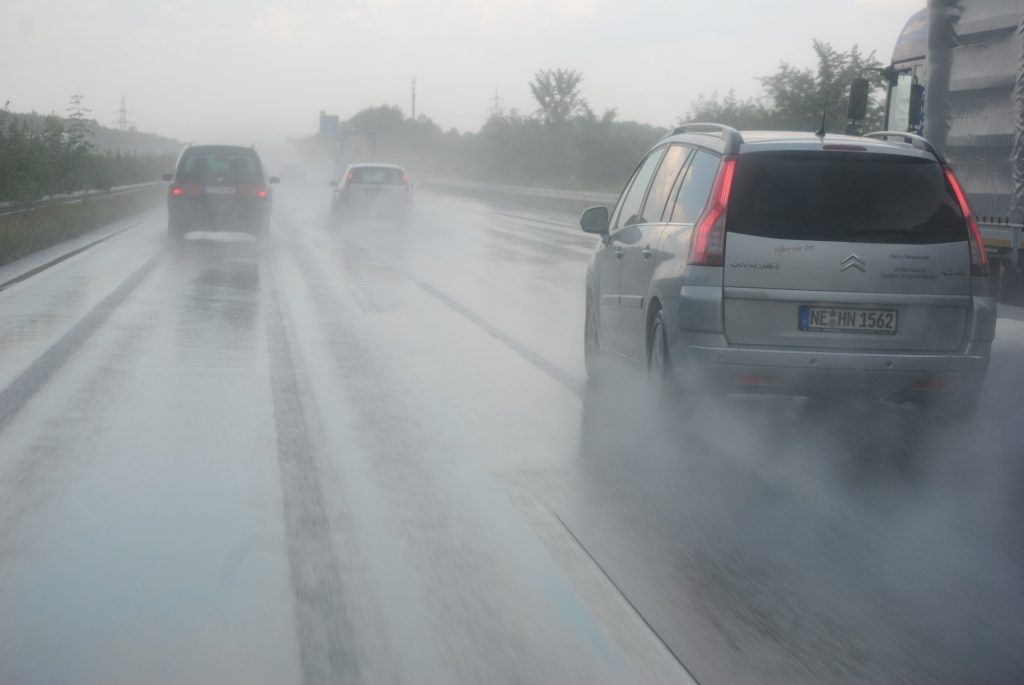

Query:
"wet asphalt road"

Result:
[[0, 183, 1021, 684]]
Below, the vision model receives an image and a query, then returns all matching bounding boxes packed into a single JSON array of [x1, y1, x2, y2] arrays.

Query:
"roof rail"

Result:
[[669, 123, 743, 155], [863, 131, 945, 164]]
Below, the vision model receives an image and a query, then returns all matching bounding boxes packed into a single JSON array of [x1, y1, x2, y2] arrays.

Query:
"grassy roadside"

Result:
[[0, 187, 164, 267]]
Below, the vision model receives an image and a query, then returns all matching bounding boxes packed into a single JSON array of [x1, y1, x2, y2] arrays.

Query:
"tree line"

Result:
[[310, 40, 886, 192], [0, 97, 178, 204]]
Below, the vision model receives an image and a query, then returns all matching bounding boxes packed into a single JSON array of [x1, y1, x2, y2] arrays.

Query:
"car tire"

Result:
[[648, 309, 676, 400], [584, 292, 603, 381]]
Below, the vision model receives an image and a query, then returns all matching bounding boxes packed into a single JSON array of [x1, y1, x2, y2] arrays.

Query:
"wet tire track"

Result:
[[0, 249, 164, 433], [284, 236, 630, 683], [261, 255, 362, 685]]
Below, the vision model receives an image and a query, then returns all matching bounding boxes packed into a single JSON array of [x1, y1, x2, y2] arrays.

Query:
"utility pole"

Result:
[[411, 77, 417, 120], [118, 96, 128, 131]]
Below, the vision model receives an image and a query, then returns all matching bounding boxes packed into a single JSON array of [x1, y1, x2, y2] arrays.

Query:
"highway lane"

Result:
[[0, 183, 1021, 684]]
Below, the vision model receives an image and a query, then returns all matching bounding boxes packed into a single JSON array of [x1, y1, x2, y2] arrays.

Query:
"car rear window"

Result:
[[349, 167, 405, 184], [178, 148, 262, 184], [727, 151, 967, 244]]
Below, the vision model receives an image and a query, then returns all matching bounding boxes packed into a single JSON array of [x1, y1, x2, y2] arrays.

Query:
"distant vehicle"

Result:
[[581, 123, 995, 410], [330, 163, 413, 221], [846, 0, 1023, 298], [163, 144, 279, 241]]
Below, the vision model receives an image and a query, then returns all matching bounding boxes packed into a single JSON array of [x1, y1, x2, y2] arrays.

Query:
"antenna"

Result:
[[118, 96, 128, 131], [815, 91, 830, 139]]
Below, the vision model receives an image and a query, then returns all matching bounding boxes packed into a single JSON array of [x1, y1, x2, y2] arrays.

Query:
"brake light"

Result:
[[822, 144, 867, 152], [688, 156, 736, 266], [945, 168, 988, 277], [403, 174, 409, 184], [258, 188, 268, 198], [171, 186, 183, 197], [347, 171, 354, 182]]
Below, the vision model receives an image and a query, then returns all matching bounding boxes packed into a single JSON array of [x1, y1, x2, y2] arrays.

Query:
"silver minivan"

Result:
[[581, 124, 995, 407]]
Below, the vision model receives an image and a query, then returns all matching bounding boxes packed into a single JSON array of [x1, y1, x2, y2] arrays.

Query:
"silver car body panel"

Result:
[[723, 236, 972, 351]]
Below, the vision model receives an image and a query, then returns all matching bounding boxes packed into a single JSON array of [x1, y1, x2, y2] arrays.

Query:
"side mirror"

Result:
[[269, 176, 280, 184], [846, 77, 869, 124], [162, 173, 173, 182], [329, 180, 338, 187], [580, 206, 609, 235]]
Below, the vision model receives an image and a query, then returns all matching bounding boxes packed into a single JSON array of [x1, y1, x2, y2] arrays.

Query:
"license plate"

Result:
[[205, 186, 236, 195], [799, 305, 898, 334]]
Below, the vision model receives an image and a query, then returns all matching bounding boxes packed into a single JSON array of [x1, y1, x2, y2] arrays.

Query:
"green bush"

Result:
[[0, 111, 176, 204]]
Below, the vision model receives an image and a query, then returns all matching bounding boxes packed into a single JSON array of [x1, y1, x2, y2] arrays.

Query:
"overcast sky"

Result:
[[1, 0, 924, 144]]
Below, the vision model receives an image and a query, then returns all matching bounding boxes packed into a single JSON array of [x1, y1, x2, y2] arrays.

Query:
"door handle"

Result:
[[615, 247, 624, 260], [642, 246, 653, 260]]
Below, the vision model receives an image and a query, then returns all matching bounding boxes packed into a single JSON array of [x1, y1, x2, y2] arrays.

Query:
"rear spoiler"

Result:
[[864, 131, 946, 164]]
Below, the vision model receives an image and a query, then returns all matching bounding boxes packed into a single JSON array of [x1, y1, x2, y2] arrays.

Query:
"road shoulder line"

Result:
[[0, 249, 164, 433], [0, 214, 151, 293]]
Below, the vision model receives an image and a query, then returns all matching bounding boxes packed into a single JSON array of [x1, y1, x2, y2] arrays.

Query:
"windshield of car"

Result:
[[727, 151, 967, 244], [348, 167, 405, 184]]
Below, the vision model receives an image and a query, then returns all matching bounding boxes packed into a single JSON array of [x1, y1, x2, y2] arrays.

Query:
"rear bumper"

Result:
[[662, 296, 990, 398], [662, 285, 994, 398], [335, 190, 411, 209], [681, 343, 988, 398], [168, 199, 270, 232]]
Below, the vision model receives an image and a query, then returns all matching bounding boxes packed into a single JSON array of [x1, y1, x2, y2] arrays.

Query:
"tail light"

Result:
[[403, 174, 409, 184], [688, 156, 736, 266], [945, 168, 988, 277], [171, 186, 183, 197], [347, 171, 354, 182], [237, 185, 269, 198]]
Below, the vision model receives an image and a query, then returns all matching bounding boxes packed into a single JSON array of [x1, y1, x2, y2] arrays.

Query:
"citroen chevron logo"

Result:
[[841, 253, 866, 272]]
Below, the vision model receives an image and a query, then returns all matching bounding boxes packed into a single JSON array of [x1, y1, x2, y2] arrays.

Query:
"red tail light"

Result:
[[171, 186, 183, 197], [258, 188, 268, 198], [347, 171, 354, 182], [945, 168, 988, 277], [403, 174, 409, 184], [688, 156, 736, 266]]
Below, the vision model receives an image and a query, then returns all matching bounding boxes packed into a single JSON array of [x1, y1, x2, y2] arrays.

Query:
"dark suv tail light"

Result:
[[945, 168, 988, 277], [688, 156, 736, 266]]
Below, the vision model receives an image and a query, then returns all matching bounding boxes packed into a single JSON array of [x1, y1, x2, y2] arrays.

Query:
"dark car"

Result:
[[164, 144, 279, 240]]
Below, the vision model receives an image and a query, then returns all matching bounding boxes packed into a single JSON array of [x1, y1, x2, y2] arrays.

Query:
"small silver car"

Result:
[[581, 124, 995, 407], [330, 163, 413, 221]]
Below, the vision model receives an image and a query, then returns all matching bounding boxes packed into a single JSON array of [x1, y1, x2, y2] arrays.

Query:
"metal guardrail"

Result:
[[421, 178, 618, 213], [0, 181, 164, 217]]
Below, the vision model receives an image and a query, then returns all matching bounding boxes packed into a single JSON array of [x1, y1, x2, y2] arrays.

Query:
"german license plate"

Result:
[[205, 186, 236, 195], [799, 305, 898, 334]]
